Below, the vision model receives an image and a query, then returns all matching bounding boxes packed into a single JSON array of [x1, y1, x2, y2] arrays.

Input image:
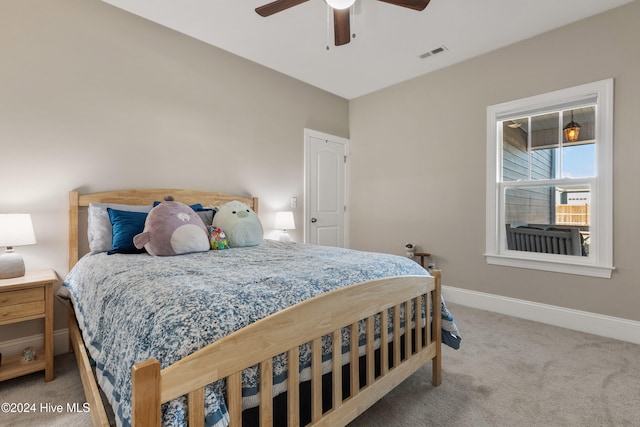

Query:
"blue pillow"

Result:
[[106, 208, 148, 254]]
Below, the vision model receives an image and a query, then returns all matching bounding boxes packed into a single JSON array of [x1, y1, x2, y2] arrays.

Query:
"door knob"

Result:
[[310, 218, 317, 223]]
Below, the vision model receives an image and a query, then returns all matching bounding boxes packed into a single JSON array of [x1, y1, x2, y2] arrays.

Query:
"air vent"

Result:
[[419, 45, 448, 59]]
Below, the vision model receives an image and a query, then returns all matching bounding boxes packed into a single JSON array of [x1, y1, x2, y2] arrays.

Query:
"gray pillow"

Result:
[[88, 203, 152, 253]]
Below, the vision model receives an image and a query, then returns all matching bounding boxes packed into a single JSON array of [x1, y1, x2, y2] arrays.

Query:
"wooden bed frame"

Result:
[[67, 188, 442, 427]]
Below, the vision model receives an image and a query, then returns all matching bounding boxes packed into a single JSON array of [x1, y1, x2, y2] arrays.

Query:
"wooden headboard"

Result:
[[68, 189, 259, 270]]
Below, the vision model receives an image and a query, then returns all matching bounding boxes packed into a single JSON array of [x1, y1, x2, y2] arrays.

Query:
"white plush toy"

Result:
[[212, 201, 263, 247]]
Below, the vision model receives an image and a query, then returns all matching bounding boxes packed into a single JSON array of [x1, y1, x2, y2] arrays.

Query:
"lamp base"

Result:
[[0, 249, 26, 279], [279, 231, 291, 242]]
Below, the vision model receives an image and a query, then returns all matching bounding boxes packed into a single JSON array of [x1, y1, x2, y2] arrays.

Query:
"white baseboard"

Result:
[[0, 329, 70, 358], [443, 286, 640, 345]]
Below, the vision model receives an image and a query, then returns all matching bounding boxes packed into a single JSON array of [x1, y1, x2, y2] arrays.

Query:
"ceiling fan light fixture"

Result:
[[326, 0, 356, 10], [257, 0, 431, 47]]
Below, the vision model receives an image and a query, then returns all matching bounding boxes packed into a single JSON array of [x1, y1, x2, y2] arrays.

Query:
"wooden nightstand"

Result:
[[0, 269, 57, 382]]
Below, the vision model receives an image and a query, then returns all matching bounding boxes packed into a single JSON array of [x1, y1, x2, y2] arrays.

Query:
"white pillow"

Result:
[[88, 203, 153, 253]]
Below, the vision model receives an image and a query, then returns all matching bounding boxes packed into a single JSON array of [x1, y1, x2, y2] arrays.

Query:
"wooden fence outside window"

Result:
[[556, 204, 589, 226]]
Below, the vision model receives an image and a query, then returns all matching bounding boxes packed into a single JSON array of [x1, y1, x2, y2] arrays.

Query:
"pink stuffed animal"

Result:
[[133, 196, 210, 256]]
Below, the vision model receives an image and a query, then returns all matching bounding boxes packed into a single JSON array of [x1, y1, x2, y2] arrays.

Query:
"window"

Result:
[[485, 79, 614, 278]]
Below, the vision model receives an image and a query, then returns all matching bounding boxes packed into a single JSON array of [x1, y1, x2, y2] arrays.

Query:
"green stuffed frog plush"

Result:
[[212, 201, 263, 247]]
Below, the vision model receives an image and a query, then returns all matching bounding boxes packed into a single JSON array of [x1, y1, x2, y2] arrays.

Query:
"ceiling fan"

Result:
[[255, 0, 432, 46]]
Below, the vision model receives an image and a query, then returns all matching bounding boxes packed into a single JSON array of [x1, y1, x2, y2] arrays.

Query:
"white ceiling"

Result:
[[101, 0, 634, 100]]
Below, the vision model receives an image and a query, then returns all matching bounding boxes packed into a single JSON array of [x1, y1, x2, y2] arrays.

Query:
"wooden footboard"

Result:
[[131, 271, 442, 427]]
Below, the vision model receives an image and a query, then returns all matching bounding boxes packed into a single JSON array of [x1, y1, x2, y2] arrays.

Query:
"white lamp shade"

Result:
[[326, 0, 356, 9], [274, 211, 296, 231], [0, 214, 37, 247]]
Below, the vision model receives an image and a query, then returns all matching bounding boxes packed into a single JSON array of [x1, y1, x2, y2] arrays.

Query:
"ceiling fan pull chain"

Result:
[[351, 4, 356, 41], [326, 3, 331, 50]]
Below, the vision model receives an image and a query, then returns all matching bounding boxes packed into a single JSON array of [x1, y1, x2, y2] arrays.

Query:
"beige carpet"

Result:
[[2, 303, 639, 426]]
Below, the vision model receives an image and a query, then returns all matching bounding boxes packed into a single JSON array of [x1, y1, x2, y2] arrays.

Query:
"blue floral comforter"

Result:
[[64, 240, 460, 427]]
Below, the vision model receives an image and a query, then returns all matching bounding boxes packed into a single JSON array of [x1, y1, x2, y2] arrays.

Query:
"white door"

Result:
[[304, 129, 349, 247]]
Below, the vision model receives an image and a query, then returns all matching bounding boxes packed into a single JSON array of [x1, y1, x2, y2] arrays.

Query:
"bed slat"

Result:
[[393, 305, 401, 367], [188, 388, 205, 427], [380, 310, 389, 376], [311, 338, 323, 422], [424, 294, 433, 344], [259, 359, 273, 426], [287, 347, 300, 426], [414, 297, 422, 351], [349, 322, 359, 397], [228, 372, 242, 425], [332, 330, 342, 410], [404, 301, 412, 358], [365, 316, 375, 385]]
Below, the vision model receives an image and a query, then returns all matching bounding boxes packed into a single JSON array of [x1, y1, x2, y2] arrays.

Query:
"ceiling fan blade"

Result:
[[333, 8, 351, 46], [376, 0, 431, 11], [255, 0, 310, 17]]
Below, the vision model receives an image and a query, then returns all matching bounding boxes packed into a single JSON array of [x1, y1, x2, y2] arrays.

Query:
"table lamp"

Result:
[[0, 214, 37, 279], [274, 211, 295, 242]]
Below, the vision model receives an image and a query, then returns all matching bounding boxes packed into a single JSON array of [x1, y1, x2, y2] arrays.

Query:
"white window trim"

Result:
[[485, 79, 614, 278]]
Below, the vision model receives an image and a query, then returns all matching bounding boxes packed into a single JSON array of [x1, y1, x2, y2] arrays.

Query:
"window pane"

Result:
[[505, 186, 555, 226], [502, 113, 561, 182], [504, 184, 590, 256], [502, 120, 528, 181], [562, 107, 596, 178], [562, 144, 595, 178], [531, 112, 559, 180]]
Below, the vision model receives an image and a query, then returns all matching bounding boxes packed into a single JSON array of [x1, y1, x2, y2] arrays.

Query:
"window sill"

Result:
[[484, 253, 614, 278]]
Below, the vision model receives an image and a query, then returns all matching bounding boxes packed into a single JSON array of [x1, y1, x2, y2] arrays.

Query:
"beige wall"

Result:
[[349, 1, 640, 321], [0, 0, 348, 341]]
